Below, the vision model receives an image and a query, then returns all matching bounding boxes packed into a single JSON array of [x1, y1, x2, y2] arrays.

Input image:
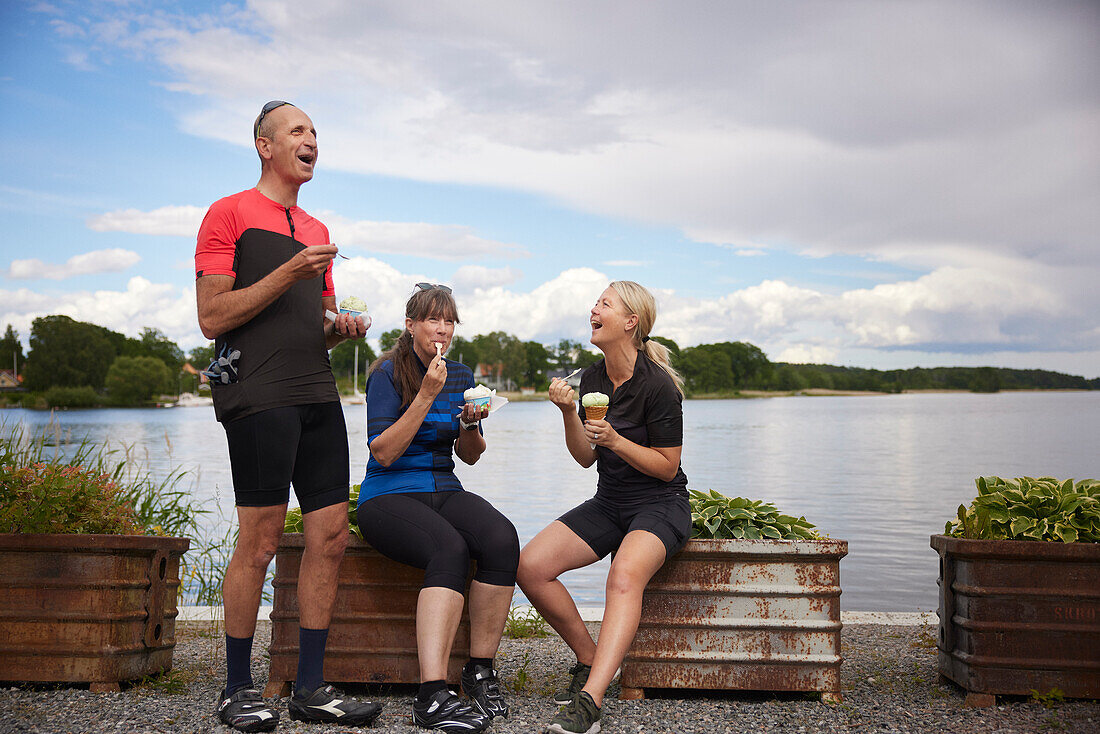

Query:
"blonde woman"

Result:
[[517, 281, 689, 734]]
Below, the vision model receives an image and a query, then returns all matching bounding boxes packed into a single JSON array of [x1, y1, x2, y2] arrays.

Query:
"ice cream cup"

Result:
[[467, 395, 492, 412], [338, 307, 364, 319]]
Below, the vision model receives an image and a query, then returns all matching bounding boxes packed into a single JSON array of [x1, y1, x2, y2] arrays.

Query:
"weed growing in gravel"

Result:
[[505, 606, 549, 638], [910, 629, 938, 652], [1031, 687, 1066, 709], [1039, 713, 1068, 730], [508, 651, 532, 692], [133, 669, 198, 695]]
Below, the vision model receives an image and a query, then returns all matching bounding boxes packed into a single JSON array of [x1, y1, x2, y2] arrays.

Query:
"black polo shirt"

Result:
[[577, 351, 689, 506]]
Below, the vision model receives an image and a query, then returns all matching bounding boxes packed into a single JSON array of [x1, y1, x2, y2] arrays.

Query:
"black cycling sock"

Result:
[[295, 627, 329, 695], [224, 634, 254, 695], [464, 657, 493, 673], [418, 679, 449, 700]]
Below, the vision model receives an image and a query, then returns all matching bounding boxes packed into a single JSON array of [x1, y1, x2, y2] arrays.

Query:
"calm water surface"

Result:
[[7, 391, 1098, 611]]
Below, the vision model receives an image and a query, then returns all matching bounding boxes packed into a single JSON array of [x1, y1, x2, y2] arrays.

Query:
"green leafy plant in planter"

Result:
[[944, 476, 1100, 543], [284, 484, 363, 539], [689, 489, 821, 540]]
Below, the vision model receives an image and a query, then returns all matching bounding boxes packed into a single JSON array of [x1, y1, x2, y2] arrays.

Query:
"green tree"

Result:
[[717, 341, 770, 387], [379, 328, 403, 352], [969, 366, 1001, 393], [134, 328, 184, 372], [0, 325, 24, 373], [449, 336, 479, 368], [188, 343, 215, 369], [105, 356, 173, 405], [522, 341, 552, 388], [23, 316, 117, 391], [678, 346, 734, 393], [329, 339, 378, 386]]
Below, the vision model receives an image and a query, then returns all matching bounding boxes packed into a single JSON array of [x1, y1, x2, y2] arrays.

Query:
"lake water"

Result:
[[6, 391, 1098, 611]]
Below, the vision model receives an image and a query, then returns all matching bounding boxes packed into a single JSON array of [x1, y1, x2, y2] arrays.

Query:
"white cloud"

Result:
[[86, 205, 523, 262], [87, 206, 206, 237], [776, 345, 839, 365], [320, 214, 526, 261], [603, 260, 649, 267], [0, 277, 200, 350], [6, 248, 141, 280], [451, 265, 522, 291], [732, 249, 766, 258], [92, 0, 1096, 276]]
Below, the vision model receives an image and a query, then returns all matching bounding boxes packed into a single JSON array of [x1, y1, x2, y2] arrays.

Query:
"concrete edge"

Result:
[[178, 606, 936, 626]]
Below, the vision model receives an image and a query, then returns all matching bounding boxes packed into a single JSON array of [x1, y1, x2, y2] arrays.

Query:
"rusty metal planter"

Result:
[[931, 534, 1100, 706], [266, 534, 470, 697], [621, 538, 847, 700], [0, 533, 189, 691]]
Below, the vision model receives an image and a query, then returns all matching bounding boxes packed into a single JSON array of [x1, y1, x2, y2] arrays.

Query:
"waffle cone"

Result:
[[585, 406, 608, 421]]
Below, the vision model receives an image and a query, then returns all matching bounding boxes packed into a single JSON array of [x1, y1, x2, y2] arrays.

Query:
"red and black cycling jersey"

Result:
[[195, 187, 338, 423]]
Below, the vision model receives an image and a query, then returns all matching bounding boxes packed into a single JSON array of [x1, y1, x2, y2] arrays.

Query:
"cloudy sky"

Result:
[[2, 0, 1097, 376]]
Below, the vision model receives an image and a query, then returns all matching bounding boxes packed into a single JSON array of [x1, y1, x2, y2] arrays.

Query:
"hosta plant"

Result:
[[944, 476, 1100, 543], [689, 489, 820, 540]]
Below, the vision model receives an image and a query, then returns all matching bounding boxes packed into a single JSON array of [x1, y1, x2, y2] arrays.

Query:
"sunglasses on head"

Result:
[[416, 282, 452, 293], [254, 100, 293, 139]]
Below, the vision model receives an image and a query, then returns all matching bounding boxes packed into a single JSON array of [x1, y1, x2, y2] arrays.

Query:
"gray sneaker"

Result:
[[547, 690, 601, 734], [553, 661, 592, 705]]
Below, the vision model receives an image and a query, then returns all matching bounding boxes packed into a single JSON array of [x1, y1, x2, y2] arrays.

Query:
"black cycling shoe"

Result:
[[412, 688, 490, 732], [216, 687, 279, 733], [461, 663, 509, 719], [288, 683, 383, 726]]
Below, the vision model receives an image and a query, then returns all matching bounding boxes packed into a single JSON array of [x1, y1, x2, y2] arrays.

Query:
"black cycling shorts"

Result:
[[558, 493, 691, 560], [223, 401, 349, 513], [356, 490, 520, 593]]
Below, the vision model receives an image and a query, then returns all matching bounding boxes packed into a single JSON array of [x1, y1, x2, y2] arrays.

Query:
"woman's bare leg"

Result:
[[517, 521, 601, 663], [582, 530, 666, 707]]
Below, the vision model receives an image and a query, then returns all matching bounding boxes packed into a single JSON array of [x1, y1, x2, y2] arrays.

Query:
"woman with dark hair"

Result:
[[356, 284, 518, 733], [517, 281, 690, 734]]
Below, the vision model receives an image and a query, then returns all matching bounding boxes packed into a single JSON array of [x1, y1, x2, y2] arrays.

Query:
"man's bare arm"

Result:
[[196, 245, 337, 338]]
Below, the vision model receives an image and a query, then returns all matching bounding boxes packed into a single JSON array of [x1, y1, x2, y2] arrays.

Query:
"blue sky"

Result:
[[1, 0, 1097, 377]]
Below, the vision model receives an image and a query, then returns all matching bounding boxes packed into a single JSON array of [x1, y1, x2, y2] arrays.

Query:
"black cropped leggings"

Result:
[[356, 490, 520, 593]]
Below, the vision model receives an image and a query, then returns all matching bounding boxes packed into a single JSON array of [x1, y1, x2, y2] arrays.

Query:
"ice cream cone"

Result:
[[585, 406, 608, 421]]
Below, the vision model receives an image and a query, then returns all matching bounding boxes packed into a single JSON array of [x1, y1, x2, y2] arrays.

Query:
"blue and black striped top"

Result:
[[358, 355, 477, 504]]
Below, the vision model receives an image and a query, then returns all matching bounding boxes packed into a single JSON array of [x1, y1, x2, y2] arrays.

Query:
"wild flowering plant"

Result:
[[945, 476, 1100, 543], [0, 459, 141, 534], [0, 422, 204, 538]]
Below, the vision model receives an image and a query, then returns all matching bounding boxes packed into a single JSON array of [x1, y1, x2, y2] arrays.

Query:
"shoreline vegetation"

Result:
[[1, 314, 1096, 411]]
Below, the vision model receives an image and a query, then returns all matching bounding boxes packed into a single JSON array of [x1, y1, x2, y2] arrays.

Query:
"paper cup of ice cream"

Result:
[[464, 384, 493, 412], [338, 296, 369, 319]]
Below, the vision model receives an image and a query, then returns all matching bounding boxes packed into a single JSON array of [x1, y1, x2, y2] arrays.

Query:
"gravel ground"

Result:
[[2, 621, 1097, 734]]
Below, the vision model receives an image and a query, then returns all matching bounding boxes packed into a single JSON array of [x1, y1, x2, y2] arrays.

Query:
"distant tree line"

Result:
[[3, 315, 1095, 409]]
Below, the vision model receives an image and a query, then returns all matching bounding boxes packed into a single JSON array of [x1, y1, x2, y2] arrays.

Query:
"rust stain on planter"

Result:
[[0, 533, 189, 689], [267, 534, 471, 696], [931, 535, 1100, 702], [621, 538, 847, 699]]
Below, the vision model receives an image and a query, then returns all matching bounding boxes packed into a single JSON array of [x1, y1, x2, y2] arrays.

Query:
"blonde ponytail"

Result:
[[609, 280, 685, 398]]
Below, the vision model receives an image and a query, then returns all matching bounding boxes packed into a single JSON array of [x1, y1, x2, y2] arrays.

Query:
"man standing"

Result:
[[195, 101, 380, 731]]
